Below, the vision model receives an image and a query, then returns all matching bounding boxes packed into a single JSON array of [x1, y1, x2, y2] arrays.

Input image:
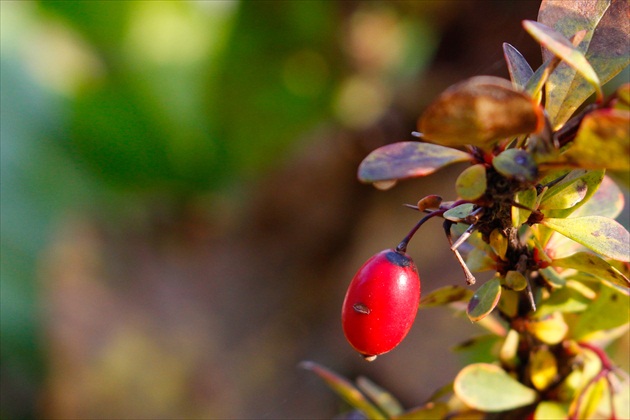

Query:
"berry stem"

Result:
[[396, 210, 441, 253]]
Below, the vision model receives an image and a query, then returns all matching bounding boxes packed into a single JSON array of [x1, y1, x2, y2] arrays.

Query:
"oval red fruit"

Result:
[[341, 249, 421, 360]]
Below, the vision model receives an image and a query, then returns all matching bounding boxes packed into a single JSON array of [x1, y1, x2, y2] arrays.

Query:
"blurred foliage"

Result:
[[1, 1, 445, 418]]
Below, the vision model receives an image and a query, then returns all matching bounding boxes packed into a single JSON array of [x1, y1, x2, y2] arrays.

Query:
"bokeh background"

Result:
[[1, 1, 627, 418]]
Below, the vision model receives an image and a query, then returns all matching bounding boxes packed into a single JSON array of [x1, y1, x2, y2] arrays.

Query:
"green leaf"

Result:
[[539, 267, 567, 288], [467, 278, 501, 322], [453, 363, 538, 412], [525, 57, 558, 99], [492, 149, 538, 182], [453, 334, 503, 365], [539, 177, 588, 210], [443, 203, 475, 223], [419, 76, 543, 148], [541, 216, 630, 262], [489, 229, 508, 260], [358, 141, 473, 184], [539, 169, 590, 211], [551, 252, 630, 288], [523, 20, 602, 106], [540, 171, 606, 248], [505, 271, 528, 291], [559, 109, 630, 171], [536, 286, 591, 318], [512, 187, 537, 227], [503, 43, 534, 90], [466, 248, 495, 272], [571, 281, 630, 340], [356, 376, 404, 417], [499, 329, 520, 367], [456, 164, 487, 200], [498, 288, 520, 318], [300, 361, 386, 419], [538, 0, 630, 126], [420, 285, 474, 309]]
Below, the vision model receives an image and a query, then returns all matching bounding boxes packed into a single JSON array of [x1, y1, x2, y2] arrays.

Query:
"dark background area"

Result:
[[3, 1, 626, 418]]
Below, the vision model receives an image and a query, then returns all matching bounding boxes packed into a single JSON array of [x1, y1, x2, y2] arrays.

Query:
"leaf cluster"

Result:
[[309, 1, 630, 418]]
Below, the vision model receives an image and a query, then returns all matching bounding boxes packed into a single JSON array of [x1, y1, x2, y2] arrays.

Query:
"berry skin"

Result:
[[341, 249, 421, 360]]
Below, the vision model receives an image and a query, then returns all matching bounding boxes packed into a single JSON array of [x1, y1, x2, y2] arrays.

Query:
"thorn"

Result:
[[443, 220, 476, 285], [451, 228, 472, 251], [453, 248, 476, 285], [526, 278, 536, 311]]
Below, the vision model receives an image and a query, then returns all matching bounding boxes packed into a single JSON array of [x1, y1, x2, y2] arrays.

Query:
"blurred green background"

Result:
[[3, 1, 626, 419]]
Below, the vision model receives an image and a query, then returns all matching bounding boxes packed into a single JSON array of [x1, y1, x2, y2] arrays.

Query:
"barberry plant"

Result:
[[303, 1, 630, 419]]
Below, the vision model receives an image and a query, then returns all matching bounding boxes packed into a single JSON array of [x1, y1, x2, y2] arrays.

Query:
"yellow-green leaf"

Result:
[[536, 286, 590, 318], [467, 278, 501, 322], [356, 376, 404, 417], [444, 203, 475, 223], [300, 361, 386, 419], [542, 170, 605, 221], [541, 216, 630, 262], [530, 348, 558, 391], [489, 229, 508, 260], [454, 363, 538, 412], [571, 281, 630, 340], [527, 312, 568, 344], [395, 402, 449, 420], [512, 187, 536, 227], [552, 252, 630, 288], [420, 285, 474, 309], [456, 164, 487, 200], [571, 376, 607, 420], [466, 248, 495, 272], [539, 267, 566, 288], [505, 271, 528, 291], [499, 329, 520, 368], [560, 109, 630, 171], [534, 401, 569, 419]]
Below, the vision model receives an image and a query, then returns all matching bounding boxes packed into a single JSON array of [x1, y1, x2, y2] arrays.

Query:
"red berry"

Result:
[[341, 249, 421, 360]]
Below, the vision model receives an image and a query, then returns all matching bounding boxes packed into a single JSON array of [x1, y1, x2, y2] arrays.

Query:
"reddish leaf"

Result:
[[418, 76, 544, 148], [523, 20, 602, 110], [537, 0, 630, 126], [358, 141, 472, 184]]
